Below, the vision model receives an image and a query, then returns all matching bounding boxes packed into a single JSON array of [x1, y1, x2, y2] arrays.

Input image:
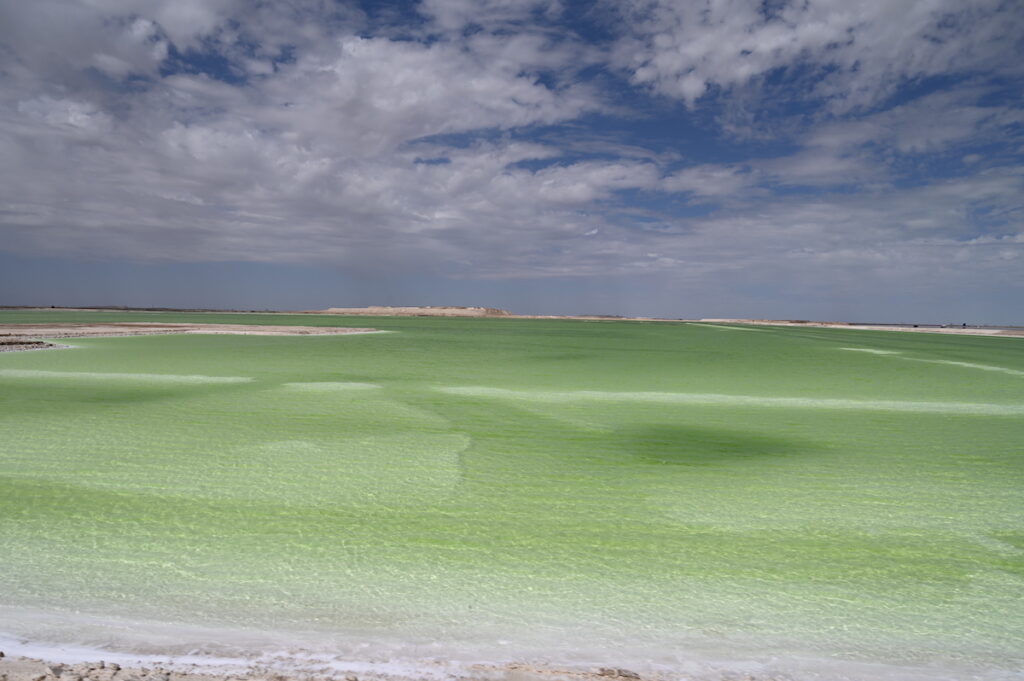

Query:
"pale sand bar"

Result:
[[0, 323, 381, 352], [697, 318, 1024, 337]]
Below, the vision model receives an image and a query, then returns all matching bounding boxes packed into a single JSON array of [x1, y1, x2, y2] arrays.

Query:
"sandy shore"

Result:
[[306, 306, 1024, 337], [3, 317, 1020, 353], [0, 657, 263, 681], [696, 318, 1024, 337], [0, 323, 380, 352], [0, 654, 669, 681], [4, 307, 1021, 338]]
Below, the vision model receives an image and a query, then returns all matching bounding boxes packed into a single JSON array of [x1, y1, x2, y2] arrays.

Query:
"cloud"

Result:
[[805, 87, 1024, 154], [259, 36, 597, 153], [78, 0, 237, 46], [607, 0, 1024, 112], [0, 1, 168, 90], [0, 0, 1021, 321], [0, 0, 609, 270], [662, 164, 756, 197], [419, 0, 563, 32]]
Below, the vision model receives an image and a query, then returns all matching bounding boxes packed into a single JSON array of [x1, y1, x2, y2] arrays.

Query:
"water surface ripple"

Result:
[[1, 311, 1022, 680]]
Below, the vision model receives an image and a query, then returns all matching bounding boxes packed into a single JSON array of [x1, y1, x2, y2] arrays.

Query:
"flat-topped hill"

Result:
[[315, 306, 511, 317]]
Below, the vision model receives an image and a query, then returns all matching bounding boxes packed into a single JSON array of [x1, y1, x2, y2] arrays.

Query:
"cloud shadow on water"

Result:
[[624, 424, 821, 467]]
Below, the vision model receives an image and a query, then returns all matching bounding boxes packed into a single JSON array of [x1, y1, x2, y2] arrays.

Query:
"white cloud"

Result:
[[17, 97, 113, 136], [79, 0, 237, 47], [0, 0, 609, 271], [419, 0, 562, 32], [754, 149, 877, 187], [0, 0, 1021, 321], [259, 35, 596, 154], [662, 164, 756, 197], [0, 2, 169, 89], [608, 0, 1024, 111], [807, 88, 1024, 154]]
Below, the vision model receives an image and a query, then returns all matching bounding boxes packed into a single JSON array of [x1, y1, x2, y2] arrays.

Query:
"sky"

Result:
[[1, 0, 1022, 323]]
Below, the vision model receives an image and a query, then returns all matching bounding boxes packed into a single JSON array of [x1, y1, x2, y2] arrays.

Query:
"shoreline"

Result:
[[0, 638, 667, 681], [0, 657, 669, 681], [692, 318, 1024, 337], [1, 638, 1007, 681], [3, 307, 1021, 338], [0, 323, 382, 352], [1, 610, 1014, 681]]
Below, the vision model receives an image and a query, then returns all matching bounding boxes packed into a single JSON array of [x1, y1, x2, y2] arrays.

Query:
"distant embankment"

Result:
[[314, 306, 511, 317]]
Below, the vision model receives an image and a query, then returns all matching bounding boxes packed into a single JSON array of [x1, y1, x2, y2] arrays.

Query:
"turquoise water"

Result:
[[1, 311, 1022, 679]]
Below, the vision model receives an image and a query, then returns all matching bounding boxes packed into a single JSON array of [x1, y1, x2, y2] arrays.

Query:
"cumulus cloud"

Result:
[[0, 0, 1022, 320], [0, 1, 607, 268], [608, 0, 1024, 112]]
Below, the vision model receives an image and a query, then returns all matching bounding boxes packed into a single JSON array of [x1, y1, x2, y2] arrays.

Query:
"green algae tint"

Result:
[[1, 310, 1023, 679]]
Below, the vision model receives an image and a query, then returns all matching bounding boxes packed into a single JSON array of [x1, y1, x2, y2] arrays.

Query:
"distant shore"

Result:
[[2, 306, 1022, 338], [692, 318, 1024, 337]]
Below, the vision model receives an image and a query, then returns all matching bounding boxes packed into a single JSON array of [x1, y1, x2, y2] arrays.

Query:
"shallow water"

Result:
[[1, 312, 1022, 679]]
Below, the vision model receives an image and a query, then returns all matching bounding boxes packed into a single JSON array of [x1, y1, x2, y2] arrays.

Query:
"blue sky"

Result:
[[1, 0, 1022, 322]]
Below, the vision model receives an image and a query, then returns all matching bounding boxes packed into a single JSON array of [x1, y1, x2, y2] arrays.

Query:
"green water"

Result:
[[1, 311, 1022, 678]]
